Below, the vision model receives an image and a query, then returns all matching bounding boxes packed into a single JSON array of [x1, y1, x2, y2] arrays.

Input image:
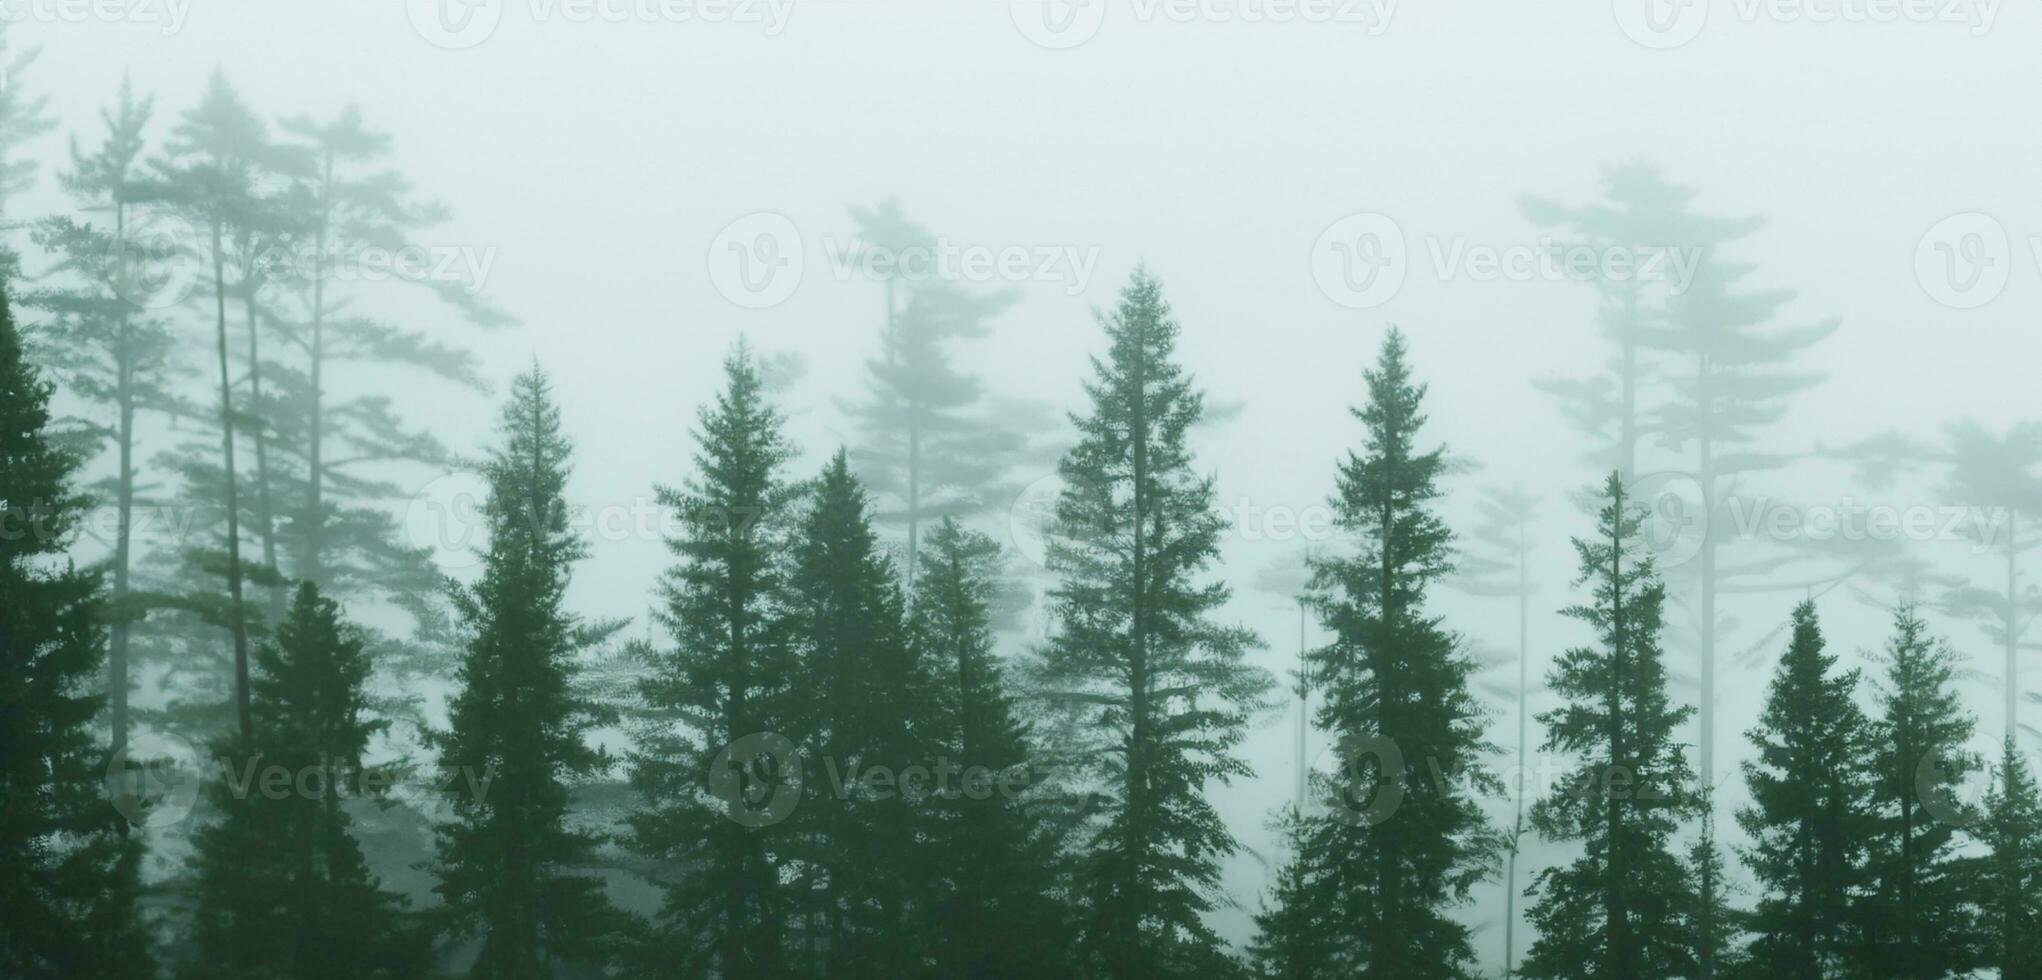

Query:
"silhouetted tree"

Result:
[[0, 281, 152, 978], [1738, 601, 1874, 977], [1033, 267, 1270, 978], [1289, 328, 1497, 978], [1979, 738, 2042, 978], [629, 344, 802, 979], [1859, 606, 1980, 977], [186, 582, 427, 979], [1520, 473, 1699, 980], [427, 367, 625, 976]]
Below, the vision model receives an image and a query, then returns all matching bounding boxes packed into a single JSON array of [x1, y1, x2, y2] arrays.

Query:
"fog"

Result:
[[13, 1, 2042, 975]]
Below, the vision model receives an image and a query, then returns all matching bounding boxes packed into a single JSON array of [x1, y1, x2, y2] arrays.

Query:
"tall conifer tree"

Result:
[[1519, 473, 1699, 980], [630, 344, 802, 979], [1859, 606, 1979, 977], [428, 367, 623, 977], [1738, 601, 1875, 977], [1034, 268, 1270, 978], [1980, 738, 2042, 979], [1289, 328, 1496, 978], [0, 282, 151, 978], [187, 582, 427, 979]]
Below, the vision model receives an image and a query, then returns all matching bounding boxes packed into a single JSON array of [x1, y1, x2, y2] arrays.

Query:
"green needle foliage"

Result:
[[629, 344, 802, 979], [1737, 601, 1875, 978], [1290, 328, 1497, 979], [186, 582, 427, 979], [0, 281, 152, 978], [1034, 267, 1270, 979], [427, 367, 625, 977], [1980, 738, 2042, 979], [1860, 606, 1980, 977], [1520, 473, 1700, 980]]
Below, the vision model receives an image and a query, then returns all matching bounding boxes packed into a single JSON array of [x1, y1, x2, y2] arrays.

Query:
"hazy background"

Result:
[[26, 0, 2042, 969]]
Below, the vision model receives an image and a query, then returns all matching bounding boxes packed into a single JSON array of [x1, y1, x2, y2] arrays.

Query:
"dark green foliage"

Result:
[[0, 282, 152, 978], [1980, 738, 2042, 979], [428, 367, 624, 977], [1682, 804, 1743, 980], [629, 344, 802, 979], [912, 517, 1071, 977], [186, 582, 427, 979], [1859, 606, 1979, 977], [1247, 808, 1335, 980], [783, 450, 928, 977], [1034, 267, 1270, 978], [1737, 601, 1875, 978], [1288, 328, 1496, 979], [1520, 473, 1699, 980]]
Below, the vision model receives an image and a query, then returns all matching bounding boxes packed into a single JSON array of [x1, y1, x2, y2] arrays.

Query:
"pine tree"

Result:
[[25, 76, 189, 757], [186, 582, 427, 979], [1034, 267, 1271, 978], [1859, 605, 1979, 977], [1979, 738, 2042, 979], [1520, 473, 1699, 980], [0, 20, 54, 232], [1682, 798, 1743, 979], [1287, 328, 1495, 979], [428, 366, 624, 977], [1247, 808, 1335, 980], [782, 450, 929, 976], [629, 343, 802, 979], [0, 282, 152, 978], [912, 516, 1069, 977], [1738, 601, 1874, 978]]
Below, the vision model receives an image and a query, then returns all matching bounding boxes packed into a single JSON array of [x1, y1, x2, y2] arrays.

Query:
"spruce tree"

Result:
[[186, 582, 427, 979], [1979, 738, 2042, 979], [1247, 808, 1335, 980], [629, 344, 802, 979], [0, 282, 151, 978], [912, 516, 1069, 977], [1519, 473, 1699, 980], [428, 366, 623, 977], [1289, 328, 1495, 979], [1034, 267, 1270, 978], [1683, 801, 1743, 980], [1737, 601, 1875, 978], [782, 450, 928, 976], [1859, 605, 1979, 977]]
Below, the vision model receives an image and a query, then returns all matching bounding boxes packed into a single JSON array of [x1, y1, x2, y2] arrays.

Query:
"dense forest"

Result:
[[5, 17, 2041, 980]]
